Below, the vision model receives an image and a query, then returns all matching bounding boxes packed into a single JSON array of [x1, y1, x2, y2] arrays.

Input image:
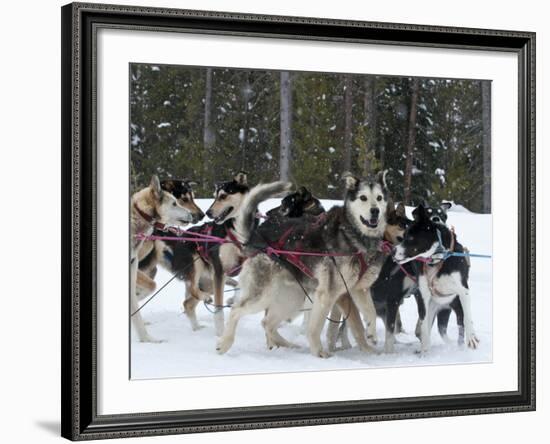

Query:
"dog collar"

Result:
[[133, 202, 168, 232]]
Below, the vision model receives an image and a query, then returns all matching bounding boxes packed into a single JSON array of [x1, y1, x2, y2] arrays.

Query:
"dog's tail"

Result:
[[234, 181, 292, 245]]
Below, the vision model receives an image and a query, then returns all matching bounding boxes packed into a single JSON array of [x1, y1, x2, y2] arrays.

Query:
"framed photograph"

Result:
[[61, 2, 535, 440]]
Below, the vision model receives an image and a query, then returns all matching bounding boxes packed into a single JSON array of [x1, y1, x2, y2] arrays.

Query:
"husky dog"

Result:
[[266, 186, 325, 219], [218, 171, 391, 358], [136, 179, 204, 292], [153, 173, 291, 336], [392, 204, 480, 353], [417, 201, 466, 345], [130, 176, 203, 342], [326, 202, 412, 352]]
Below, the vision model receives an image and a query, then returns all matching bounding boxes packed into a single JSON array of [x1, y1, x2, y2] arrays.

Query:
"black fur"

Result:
[[423, 201, 452, 225], [266, 187, 325, 219]]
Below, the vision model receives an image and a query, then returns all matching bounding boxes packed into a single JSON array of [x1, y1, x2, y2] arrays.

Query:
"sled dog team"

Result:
[[130, 171, 479, 358]]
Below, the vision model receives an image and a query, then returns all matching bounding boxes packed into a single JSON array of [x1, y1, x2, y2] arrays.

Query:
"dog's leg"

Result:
[[396, 309, 405, 334], [451, 296, 465, 345], [183, 262, 210, 331], [384, 296, 401, 353], [183, 285, 203, 331], [338, 321, 352, 350], [335, 295, 374, 353], [349, 288, 378, 346], [212, 261, 226, 337], [307, 289, 334, 358], [454, 279, 479, 349], [413, 290, 425, 341], [326, 302, 342, 352], [216, 291, 269, 354], [417, 276, 432, 354], [300, 310, 310, 334], [332, 295, 352, 351], [130, 257, 159, 343], [436, 308, 453, 344], [262, 314, 299, 349], [216, 258, 273, 354], [136, 269, 156, 301]]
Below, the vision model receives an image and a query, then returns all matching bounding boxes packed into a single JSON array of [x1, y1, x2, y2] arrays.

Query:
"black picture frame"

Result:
[[61, 2, 536, 440]]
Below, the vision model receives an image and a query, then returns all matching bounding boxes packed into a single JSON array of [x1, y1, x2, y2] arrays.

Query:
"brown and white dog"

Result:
[[130, 176, 203, 342]]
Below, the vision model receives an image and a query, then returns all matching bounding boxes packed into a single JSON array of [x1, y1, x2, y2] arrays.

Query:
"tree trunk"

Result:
[[280, 71, 292, 181], [343, 75, 353, 172], [203, 68, 215, 182], [481, 80, 492, 213], [404, 78, 420, 204], [363, 77, 376, 175]]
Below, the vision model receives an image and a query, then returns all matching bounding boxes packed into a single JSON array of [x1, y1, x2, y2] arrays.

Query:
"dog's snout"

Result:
[[195, 211, 205, 222], [370, 207, 380, 217], [432, 216, 440, 223], [205, 209, 213, 219]]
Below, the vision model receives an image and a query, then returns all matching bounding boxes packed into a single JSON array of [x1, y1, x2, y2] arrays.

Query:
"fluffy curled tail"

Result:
[[234, 181, 292, 245]]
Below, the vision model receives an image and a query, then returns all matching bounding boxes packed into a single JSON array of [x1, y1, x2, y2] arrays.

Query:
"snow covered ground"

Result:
[[131, 198, 492, 380]]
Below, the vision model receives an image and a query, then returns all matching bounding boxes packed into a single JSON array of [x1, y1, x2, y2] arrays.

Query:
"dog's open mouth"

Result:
[[360, 215, 379, 228], [214, 206, 233, 224]]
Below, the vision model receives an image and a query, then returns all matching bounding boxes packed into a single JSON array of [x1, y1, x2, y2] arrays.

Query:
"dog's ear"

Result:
[[395, 202, 406, 217], [440, 201, 452, 211], [342, 172, 360, 191], [299, 186, 312, 201], [412, 204, 427, 222], [160, 179, 176, 193], [234, 171, 248, 185], [376, 169, 389, 189], [150, 175, 163, 201]]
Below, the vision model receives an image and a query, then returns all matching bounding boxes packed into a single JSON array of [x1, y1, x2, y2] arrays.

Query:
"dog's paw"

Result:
[[311, 348, 331, 359], [216, 337, 232, 355], [466, 333, 480, 349], [366, 334, 378, 346], [359, 343, 377, 354], [191, 323, 205, 331]]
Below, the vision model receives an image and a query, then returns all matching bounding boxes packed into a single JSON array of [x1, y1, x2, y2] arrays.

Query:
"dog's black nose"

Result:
[[370, 208, 380, 217], [195, 211, 205, 222], [206, 209, 213, 218]]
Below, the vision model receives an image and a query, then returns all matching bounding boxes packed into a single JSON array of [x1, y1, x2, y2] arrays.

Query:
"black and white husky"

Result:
[[217, 171, 391, 358], [417, 201, 465, 345], [392, 204, 479, 353]]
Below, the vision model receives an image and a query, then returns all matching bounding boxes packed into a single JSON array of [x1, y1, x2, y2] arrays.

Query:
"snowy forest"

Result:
[[130, 64, 491, 213]]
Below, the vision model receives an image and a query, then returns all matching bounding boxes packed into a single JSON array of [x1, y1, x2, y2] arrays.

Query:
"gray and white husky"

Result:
[[217, 171, 392, 358]]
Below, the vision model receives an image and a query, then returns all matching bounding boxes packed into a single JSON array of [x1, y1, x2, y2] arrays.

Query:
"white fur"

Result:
[[417, 269, 479, 353], [393, 241, 438, 264]]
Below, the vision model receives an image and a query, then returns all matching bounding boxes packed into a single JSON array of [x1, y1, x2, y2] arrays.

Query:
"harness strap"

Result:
[[226, 228, 242, 250], [357, 253, 368, 281], [196, 225, 213, 264]]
